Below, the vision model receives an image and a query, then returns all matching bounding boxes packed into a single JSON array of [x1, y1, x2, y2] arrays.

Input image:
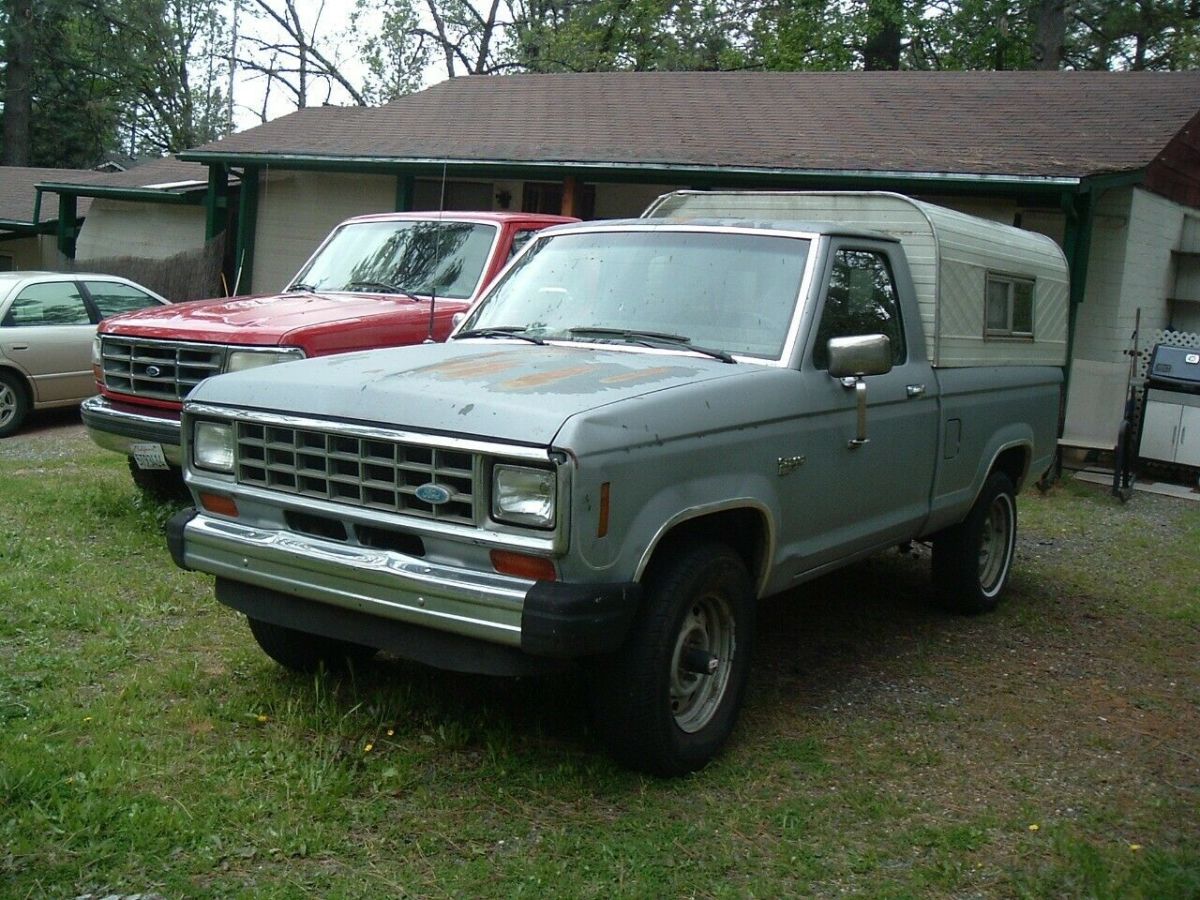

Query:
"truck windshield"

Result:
[[290, 220, 498, 300], [459, 229, 810, 360]]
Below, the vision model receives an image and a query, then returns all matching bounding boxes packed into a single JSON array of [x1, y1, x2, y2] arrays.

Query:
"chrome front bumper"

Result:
[[81, 395, 183, 465], [179, 512, 529, 646], [168, 510, 642, 661]]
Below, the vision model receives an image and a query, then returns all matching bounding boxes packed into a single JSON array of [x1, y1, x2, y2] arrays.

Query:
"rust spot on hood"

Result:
[[500, 365, 595, 390], [599, 367, 677, 385]]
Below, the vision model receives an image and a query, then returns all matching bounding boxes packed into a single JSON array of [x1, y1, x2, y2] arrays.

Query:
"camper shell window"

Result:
[[985, 273, 1035, 339]]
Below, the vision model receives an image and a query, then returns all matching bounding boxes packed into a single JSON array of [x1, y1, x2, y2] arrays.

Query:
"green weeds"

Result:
[[2, 439, 1197, 897]]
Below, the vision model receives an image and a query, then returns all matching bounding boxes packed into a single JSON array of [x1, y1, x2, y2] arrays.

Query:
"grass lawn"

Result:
[[2, 418, 1198, 898]]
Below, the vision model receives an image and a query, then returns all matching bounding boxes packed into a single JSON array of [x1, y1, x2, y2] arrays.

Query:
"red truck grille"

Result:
[[100, 337, 224, 402], [234, 422, 476, 525]]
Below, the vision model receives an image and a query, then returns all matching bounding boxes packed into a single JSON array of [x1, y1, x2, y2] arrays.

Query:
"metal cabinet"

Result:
[[1140, 389, 1200, 467]]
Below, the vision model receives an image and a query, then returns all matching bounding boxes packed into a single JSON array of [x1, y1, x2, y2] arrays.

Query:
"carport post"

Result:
[[234, 165, 259, 295], [395, 174, 415, 212], [205, 163, 229, 240], [55, 193, 78, 260]]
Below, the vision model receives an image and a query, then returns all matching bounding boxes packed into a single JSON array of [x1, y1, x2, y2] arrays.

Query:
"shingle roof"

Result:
[[184, 71, 1200, 180], [0, 166, 101, 223], [35, 156, 211, 191]]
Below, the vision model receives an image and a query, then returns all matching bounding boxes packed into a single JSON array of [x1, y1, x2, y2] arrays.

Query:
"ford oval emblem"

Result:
[[145, 365, 162, 378], [415, 483, 452, 505]]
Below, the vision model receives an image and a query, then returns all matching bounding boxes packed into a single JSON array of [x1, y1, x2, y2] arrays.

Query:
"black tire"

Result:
[[932, 471, 1017, 614], [590, 541, 755, 776], [247, 616, 377, 673], [127, 458, 192, 505], [0, 370, 30, 438]]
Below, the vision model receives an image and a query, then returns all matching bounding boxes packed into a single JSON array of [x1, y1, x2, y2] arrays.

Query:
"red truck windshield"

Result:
[[290, 220, 499, 300]]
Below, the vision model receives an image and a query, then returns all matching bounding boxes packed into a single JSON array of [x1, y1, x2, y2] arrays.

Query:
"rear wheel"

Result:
[[0, 371, 30, 438], [933, 471, 1017, 614], [247, 616, 377, 673], [591, 541, 755, 776]]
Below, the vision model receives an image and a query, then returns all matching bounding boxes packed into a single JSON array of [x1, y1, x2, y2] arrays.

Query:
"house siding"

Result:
[[0, 234, 57, 270], [252, 170, 395, 292], [76, 200, 206, 262]]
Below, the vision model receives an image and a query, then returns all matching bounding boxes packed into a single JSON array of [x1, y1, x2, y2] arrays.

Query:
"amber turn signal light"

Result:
[[198, 492, 238, 517], [490, 549, 556, 581]]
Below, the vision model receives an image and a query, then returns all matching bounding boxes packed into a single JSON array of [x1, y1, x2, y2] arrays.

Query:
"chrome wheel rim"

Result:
[[978, 493, 1014, 597], [0, 382, 16, 428], [670, 593, 735, 733]]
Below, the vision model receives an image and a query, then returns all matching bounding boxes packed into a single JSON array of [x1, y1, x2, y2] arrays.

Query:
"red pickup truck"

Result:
[[83, 210, 576, 497]]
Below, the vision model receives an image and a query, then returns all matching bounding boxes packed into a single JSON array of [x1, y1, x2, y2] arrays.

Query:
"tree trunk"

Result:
[[1031, 0, 1067, 70], [2, 0, 35, 165], [863, 0, 903, 70]]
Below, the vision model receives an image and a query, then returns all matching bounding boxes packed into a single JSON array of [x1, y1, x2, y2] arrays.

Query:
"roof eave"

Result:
[[35, 182, 206, 205], [177, 149, 1092, 194]]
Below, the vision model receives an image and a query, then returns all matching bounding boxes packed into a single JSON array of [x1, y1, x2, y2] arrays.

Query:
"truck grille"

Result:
[[235, 422, 476, 525], [101, 337, 224, 401]]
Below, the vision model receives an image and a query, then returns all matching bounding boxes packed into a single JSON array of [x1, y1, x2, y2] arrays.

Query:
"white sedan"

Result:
[[0, 271, 169, 437]]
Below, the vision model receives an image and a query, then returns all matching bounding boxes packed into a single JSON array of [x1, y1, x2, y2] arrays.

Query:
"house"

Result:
[[32, 71, 1200, 443], [0, 166, 100, 269], [39, 157, 219, 263]]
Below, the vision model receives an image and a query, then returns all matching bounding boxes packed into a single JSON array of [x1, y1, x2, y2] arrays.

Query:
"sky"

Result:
[[228, 0, 400, 130]]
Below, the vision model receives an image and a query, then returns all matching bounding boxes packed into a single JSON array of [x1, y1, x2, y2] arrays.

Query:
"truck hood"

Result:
[[188, 341, 754, 446], [100, 290, 433, 344]]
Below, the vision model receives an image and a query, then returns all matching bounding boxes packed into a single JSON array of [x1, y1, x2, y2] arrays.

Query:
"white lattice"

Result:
[[1133, 329, 1200, 381]]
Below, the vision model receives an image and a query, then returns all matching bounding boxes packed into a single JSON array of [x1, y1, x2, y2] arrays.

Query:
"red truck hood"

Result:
[[99, 290, 450, 345]]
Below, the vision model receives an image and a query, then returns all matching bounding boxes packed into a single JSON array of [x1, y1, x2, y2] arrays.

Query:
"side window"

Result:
[[812, 249, 906, 370], [985, 274, 1035, 339], [508, 229, 538, 260], [1, 281, 91, 328], [85, 281, 159, 318]]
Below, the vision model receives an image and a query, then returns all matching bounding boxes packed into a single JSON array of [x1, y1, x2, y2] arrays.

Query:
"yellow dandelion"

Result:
[[386, 728, 395, 737], [256, 714, 269, 723], [1129, 844, 1142, 852], [83, 716, 92, 723], [364, 742, 374, 753], [1028, 824, 1040, 832]]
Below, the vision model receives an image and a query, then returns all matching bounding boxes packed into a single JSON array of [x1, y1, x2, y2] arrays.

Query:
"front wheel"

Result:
[[247, 617, 377, 673], [932, 471, 1017, 614], [0, 370, 30, 438], [590, 542, 755, 776]]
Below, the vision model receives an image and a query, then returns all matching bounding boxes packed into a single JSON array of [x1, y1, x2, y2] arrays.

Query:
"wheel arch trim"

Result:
[[633, 499, 775, 596]]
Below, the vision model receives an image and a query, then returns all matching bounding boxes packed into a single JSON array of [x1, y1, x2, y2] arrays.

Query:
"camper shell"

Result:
[[644, 190, 1068, 368]]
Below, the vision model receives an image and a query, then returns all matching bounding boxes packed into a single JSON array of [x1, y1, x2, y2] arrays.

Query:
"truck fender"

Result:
[[632, 495, 776, 598]]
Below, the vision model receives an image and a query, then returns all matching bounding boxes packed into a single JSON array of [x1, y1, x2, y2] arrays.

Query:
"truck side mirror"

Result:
[[827, 334, 893, 379], [827, 334, 893, 450]]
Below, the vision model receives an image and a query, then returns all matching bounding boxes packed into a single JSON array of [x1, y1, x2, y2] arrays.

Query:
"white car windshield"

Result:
[[459, 229, 810, 360], [291, 220, 498, 300]]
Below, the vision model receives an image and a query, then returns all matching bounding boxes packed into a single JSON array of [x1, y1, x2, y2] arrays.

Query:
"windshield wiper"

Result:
[[567, 326, 735, 363], [455, 326, 546, 345], [346, 280, 422, 301], [289, 282, 319, 293]]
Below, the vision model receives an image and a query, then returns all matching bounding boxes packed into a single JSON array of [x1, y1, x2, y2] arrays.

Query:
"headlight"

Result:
[[194, 421, 235, 473], [225, 348, 305, 373], [492, 464, 556, 528]]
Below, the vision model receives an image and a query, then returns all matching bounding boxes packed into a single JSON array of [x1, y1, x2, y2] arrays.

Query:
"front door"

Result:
[[774, 241, 939, 580]]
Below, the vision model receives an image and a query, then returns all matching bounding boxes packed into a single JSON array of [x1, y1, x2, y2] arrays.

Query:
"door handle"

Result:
[[906, 384, 926, 398]]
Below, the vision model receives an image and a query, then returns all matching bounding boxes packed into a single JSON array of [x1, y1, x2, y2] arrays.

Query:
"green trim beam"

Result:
[[35, 183, 205, 205], [177, 150, 1083, 199]]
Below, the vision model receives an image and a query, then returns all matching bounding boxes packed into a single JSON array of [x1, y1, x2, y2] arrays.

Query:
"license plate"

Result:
[[131, 442, 169, 470]]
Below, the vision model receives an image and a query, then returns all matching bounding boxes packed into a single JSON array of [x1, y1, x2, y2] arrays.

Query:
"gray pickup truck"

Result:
[[168, 192, 1068, 775]]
